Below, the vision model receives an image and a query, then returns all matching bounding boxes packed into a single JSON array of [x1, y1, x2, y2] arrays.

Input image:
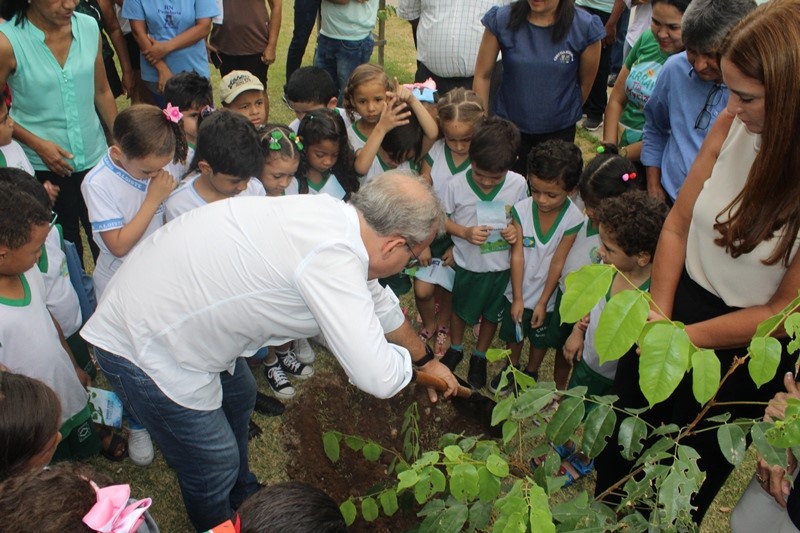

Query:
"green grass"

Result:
[[89, 4, 749, 530]]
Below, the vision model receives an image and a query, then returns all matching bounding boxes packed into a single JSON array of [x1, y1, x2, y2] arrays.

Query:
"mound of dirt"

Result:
[[282, 368, 492, 532]]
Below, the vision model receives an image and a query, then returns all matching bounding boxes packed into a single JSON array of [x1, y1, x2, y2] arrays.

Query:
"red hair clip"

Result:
[[622, 172, 637, 182]]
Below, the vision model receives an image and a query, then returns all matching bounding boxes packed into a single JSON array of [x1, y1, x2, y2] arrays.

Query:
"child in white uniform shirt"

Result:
[[81, 104, 188, 467], [82, 105, 187, 299], [0, 185, 100, 462], [440, 117, 529, 388], [165, 110, 266, 222], [288, 108, 359, 200], [416, 88, 485, 355]]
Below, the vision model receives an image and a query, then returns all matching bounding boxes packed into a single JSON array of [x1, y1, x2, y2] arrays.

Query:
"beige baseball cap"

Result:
[[219, 70, 265, 104]]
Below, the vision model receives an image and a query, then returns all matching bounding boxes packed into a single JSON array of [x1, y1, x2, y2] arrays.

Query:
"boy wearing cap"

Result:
[[220, 70, 267, 127]]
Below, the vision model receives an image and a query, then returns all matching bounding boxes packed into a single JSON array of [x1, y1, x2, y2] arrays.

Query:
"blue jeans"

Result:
[[94, 348, 259, 532], [313, 33, 374, 102], [285, 0, 322, 82]]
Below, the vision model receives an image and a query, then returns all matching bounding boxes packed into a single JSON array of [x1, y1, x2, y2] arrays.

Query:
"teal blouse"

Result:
[[0, 13, 107, 172]]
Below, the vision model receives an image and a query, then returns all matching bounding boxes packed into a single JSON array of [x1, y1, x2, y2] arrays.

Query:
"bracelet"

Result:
[[412, 343, 436, 368]]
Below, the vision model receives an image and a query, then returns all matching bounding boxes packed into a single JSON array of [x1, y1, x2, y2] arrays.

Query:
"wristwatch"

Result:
[[412, 343, 436, 368]]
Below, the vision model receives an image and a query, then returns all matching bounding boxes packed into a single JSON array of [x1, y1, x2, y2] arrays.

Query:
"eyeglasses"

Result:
[[405, 242, 420, 268], [49, 211, 58, 229], [695, 83, 724, 130]]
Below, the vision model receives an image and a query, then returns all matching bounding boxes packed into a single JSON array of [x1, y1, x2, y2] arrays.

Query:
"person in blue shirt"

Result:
[[474, 0, 604, 176], [641, 0, 756, 203]]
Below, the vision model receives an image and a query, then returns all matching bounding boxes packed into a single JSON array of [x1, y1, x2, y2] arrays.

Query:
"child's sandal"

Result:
[[558, 453, 595, 488], [418, 328, 434, 343], [434, 326, 450, 356]]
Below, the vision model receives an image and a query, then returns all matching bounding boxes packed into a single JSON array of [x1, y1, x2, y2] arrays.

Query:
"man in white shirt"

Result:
[[81, 171, 458, 531], [398, 0, 511, 95]]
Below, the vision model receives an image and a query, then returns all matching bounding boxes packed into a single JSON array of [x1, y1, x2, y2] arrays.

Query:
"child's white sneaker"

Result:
[[128, 428, 154, 467], [293, 338, 315, 364]]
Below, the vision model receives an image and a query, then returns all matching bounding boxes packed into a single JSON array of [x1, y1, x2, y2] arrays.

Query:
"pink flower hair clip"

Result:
[[163, 103, 183, 124], [622, 172, 637, 182]]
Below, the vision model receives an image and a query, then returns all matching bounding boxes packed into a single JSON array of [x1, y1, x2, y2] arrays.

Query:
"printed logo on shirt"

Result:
[[590, 245, 601, 264], [522, 236, 536, 248], [625, 61, 663, 108], [553, 51, 575, 64]]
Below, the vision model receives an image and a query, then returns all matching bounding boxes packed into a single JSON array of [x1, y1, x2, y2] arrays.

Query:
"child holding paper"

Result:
[[490, 140, 584, 394], [440, 117, 529, 388]]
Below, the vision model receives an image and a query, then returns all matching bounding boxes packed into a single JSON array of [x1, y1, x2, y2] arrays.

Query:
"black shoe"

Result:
[[248, 419, 263, 441], [254, 391, 285, 416], [488, 364, 517, 394], [467, 356, 487, 389], [440, 347, 464, 371]]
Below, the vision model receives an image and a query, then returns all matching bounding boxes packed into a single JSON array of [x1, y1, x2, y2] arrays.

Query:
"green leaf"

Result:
[[458, 436, 478, 453], [551, 491, 590, 523], [486, 454, 510, 477], [450, 464, 480, 502], [618, 416, 647, 461], [323, 432, 340, 462], [415, 468, 437, 504], [617, 511, 649, 532], [561, 265, 615, 323], [767, 399, 800, 447], [639, 323, 691, 406], [486, 348, 511, 363], [755, 314, 784, 338], [339, 499, 356, 526], [415, 451, 440, 468], [491, 396, 515, 426], [502, 419, 519, 444], [691, 350, 721, 405], [397, 469, 419, 490], [344, 435, 365, 451], [430, 466, 446, 493], [706, 412, 732, 423], [468, 500, 493, 530], [443, 445, 463, 461], [717, 424, 747, 465], [749, 337, 782, 388], [361, 497, 379, 522], [511, 388, 557, 420], [546, 396, 586, 445], [417, 498, 445, 517], [651, 423, 680, 436], [477, 466, 501, 502], [379, 489, 398, 516], [581, 404, 617, 458], [752, 421, 789, 469], [595, 290, 649, 363], [785, 313, 800, 339], [362, 441, 382, 461], [528, 483, 556, 533], [438, 503, 469, 533]]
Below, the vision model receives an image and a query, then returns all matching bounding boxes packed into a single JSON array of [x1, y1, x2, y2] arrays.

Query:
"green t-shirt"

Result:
[[620, 30, 671, 145]]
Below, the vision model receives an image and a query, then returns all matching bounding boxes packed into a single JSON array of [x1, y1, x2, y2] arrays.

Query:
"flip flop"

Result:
[[97, 425, 128, 462], [558, 452, 595, 488]]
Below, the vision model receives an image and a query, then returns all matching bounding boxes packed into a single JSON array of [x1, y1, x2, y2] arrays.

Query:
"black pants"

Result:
[[579, 6, 612, 122], [36, 168, 98, 266], [594, 269, 797, 523], [511, 125, 576, 176], [216, 52, 269, 87]]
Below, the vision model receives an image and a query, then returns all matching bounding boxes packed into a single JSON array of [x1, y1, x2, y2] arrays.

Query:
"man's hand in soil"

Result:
[[417, 359, 459, 403]]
